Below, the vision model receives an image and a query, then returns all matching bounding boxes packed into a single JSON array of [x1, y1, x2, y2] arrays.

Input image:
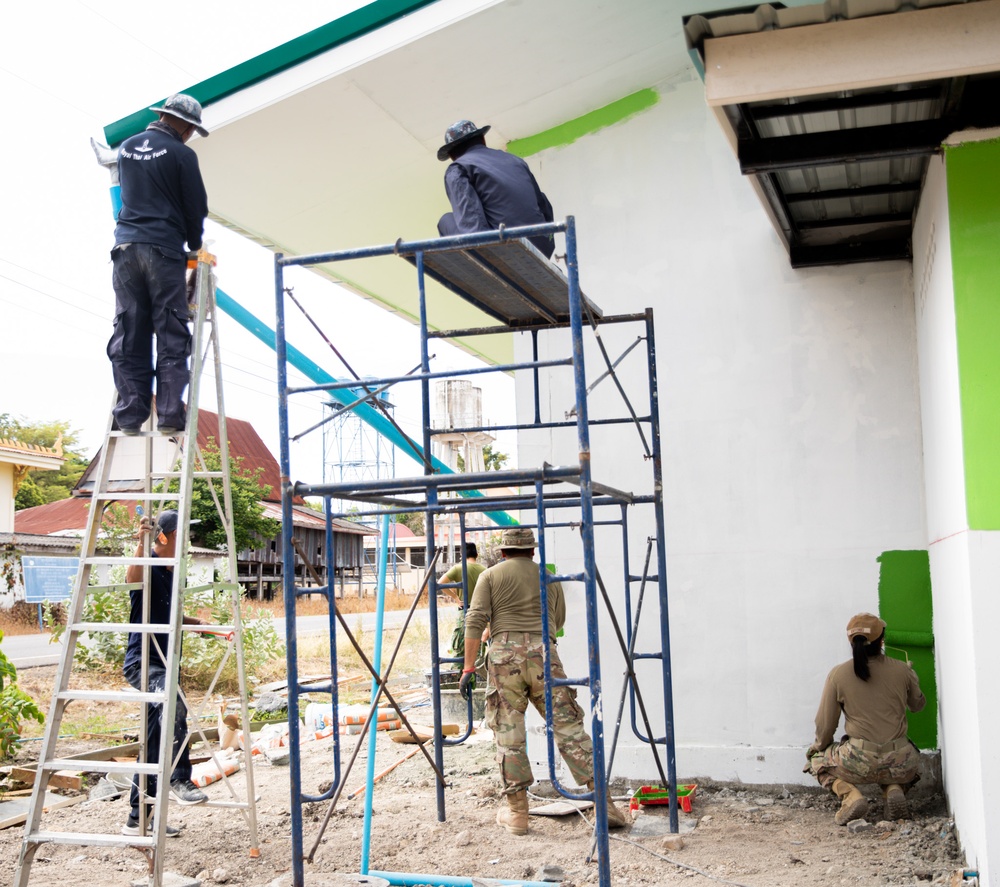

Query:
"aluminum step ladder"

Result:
[[14, 255, 259, 887]]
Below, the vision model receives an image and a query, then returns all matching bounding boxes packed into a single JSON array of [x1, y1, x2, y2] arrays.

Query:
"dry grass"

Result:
[[0, 589, 419, 639], [240, 588, 419, 620], [11, 603, 433, 748]]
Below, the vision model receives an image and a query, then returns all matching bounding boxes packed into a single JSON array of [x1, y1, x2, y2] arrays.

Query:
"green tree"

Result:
[[162, 438, 280, 552], [455, 443, 509, 473], [397, 511, 425, 536], [482, 443, 509, 471], [0, 414, 90, 509]]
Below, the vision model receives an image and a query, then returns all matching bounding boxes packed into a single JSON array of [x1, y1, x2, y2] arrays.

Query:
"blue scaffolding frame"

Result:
[[273, 217, 677, 887]]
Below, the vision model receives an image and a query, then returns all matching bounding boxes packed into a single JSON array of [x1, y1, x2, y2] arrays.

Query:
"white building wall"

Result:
[[518, 74, 927, 784], [914, 153, 998, 886]]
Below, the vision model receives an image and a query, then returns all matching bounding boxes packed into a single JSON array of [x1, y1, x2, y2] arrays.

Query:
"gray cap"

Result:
[[500, 527, 536, 549], [149, 93, 209, 138], [155, 509, 201, 535]]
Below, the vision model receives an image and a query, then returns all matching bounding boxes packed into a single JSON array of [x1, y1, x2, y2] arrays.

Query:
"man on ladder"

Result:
[[108, 93, 209, 435], [122, 509, 208, 837]]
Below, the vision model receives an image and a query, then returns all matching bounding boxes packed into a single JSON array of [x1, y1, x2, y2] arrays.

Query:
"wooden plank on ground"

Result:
[[9, 768, 83, 791], [388, 724, 461, 744]]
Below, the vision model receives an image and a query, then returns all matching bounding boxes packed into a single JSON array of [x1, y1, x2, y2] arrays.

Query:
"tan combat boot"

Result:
[[587, 780, 628, 829], [883, 784, 909, 820], [497, 789, 529, 835], [831, 778, 868, 826]]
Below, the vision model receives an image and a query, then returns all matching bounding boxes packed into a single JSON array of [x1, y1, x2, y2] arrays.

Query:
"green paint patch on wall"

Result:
[[877, 550, 937, 749], [506, 89, 659, 158], [945, 138, 1000, 529]]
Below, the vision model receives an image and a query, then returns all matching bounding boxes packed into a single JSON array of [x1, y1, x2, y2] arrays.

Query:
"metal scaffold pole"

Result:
[[273, 218, 676, 887]]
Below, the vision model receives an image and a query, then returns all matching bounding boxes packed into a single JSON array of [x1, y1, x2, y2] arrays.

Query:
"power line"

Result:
[[0, 273, 109, 323], [0, 256, 110, 309], [74, 0, 196, 81]]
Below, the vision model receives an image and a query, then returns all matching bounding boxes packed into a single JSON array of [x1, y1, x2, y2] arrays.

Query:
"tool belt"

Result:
[[847, 736, 910, 754]]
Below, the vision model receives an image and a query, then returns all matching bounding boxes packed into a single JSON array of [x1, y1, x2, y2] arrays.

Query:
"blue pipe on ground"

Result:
[[368, 871, 554, 887]]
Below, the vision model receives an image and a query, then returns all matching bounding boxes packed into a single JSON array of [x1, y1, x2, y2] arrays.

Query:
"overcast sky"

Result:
[[0, 1, 515, 481]]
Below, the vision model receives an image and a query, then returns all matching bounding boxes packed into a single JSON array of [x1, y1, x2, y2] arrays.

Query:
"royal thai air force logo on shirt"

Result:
[[120, 137, 168, 162]]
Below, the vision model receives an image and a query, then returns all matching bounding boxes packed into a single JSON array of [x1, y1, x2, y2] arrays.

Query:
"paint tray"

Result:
[[629, 784, 697, 814]]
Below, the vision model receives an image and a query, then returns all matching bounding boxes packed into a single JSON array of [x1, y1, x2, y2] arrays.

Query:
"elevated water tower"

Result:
[[432, 380, 495, 562]]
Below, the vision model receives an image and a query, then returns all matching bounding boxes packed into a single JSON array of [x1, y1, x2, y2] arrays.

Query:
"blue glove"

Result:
[[459, 669, 476, 699]]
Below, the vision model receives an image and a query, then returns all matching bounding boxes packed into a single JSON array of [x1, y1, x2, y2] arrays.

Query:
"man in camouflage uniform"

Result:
[[459, 527, 626, 834], [805, 612, 926, 824]]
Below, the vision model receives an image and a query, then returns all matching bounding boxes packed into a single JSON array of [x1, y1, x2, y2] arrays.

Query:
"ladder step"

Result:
[[28, 830, 155, 849], [55, 689, 165, 705], [110, 430, 186, 438], [70, 621, 171, 634], [83, 556, 180, 567], [91, 492, 180, 502], [158, 470, 225, 479], [42, 759, 157, 775]]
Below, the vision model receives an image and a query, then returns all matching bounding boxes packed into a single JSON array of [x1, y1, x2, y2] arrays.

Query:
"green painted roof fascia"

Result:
[[103, 0, 439, 147], [506, 89, 659, 158]]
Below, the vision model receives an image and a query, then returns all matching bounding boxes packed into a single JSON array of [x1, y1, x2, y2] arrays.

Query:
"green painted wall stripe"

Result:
[[507, 89, 659, 158], [103, 0, 438, 147], [945, 138, 1000, 530], [877, 550, 937, 749]]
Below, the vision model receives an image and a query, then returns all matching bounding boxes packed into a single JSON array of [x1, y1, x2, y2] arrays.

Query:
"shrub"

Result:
[[0, 629, 45, 758]]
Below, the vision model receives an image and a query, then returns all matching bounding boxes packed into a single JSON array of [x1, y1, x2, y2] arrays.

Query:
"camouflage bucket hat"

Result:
[[149, 93, 209, 138], [500, 527, 536, 549], [846, 612, 886, 643], [437, 119, 490, 161]]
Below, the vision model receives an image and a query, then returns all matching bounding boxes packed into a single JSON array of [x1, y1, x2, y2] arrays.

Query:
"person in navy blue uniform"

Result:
[[108, 94, 209, 435], [121, 510, 207, 836], [437, 120, 556, 259]]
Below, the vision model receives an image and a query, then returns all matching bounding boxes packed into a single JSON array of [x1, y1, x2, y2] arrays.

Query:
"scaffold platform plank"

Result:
[[406, 238, 603, 328]]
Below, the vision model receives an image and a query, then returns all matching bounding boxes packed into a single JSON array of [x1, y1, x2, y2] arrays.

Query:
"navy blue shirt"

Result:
[[115, 122, 208, 254], [444, 144, 554, 256], [124, 552, 177, 672]]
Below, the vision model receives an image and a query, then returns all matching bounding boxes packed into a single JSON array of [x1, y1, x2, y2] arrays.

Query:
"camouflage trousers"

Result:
[[809, 736, 920, 790], [485, 632, 593, 795]]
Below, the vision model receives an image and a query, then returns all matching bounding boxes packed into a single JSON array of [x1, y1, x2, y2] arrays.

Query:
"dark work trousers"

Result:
[[123, 661, 192, 816], [437, 212, 555, 259], [108, 243, 191, 430]]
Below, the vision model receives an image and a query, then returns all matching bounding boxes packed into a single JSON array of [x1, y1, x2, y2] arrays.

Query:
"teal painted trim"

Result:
[[103, 0, 439, 146], [507, 89, 659, 158], [213, 286, 516, 527], [876, 550, 937, 749]]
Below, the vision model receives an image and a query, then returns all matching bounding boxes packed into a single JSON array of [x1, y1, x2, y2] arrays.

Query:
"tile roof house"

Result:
[[11, 411, 375, 600]]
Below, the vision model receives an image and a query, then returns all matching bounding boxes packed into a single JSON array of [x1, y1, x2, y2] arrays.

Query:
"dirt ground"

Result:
[[0, 694, 972, 887]]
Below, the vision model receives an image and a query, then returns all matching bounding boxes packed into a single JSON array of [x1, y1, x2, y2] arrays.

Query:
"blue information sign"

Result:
[[22, 556, 78, 604]]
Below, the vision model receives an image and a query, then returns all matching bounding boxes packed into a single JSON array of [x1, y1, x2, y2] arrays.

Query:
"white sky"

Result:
[[0, 1, 515, 482]]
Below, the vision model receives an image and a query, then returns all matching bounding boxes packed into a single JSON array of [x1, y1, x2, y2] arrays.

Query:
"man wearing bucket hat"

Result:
[[460, 526, 627, 835], [436, 120, 556, 258], [108, 93, 209, 436], [805, 612, 926, 825]]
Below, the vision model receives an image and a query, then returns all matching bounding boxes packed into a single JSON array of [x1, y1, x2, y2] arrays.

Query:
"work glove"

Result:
[[459, 669, 476, 700]]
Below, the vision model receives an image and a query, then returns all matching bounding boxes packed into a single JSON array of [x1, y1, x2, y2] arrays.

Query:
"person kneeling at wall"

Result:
[[805, 612, 926, 825]]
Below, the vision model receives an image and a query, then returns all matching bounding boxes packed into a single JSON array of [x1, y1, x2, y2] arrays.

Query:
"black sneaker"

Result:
[[158, 425, 182, 435], [122, 816, 180, 837], [169, 779, 207, 805]]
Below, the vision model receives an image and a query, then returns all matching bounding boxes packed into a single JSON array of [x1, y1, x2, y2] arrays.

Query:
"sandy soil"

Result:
[[0, 712, 970, 887]]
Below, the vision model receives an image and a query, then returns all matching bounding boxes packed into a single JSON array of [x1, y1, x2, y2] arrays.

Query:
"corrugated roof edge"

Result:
[[103, 0, 439, 147]]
